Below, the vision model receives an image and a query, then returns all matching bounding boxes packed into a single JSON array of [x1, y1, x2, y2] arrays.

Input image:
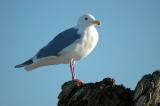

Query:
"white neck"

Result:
[[75, 24, 95, 35]]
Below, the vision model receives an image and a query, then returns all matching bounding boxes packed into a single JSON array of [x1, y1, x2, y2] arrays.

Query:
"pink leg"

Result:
[[70, 59, 76, 80]]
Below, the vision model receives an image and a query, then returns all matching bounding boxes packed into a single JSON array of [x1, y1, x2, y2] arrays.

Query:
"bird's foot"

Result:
[[72, 79, 84, 86]]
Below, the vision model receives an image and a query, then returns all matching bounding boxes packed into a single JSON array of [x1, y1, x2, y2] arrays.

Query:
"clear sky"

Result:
[[0, 0, 160, 106]]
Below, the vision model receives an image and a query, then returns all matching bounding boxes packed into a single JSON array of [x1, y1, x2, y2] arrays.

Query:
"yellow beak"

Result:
[[93, 20, 101, 25]]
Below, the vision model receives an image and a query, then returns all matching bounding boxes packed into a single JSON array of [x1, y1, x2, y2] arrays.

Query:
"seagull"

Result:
[[15, 13, 101, 80]]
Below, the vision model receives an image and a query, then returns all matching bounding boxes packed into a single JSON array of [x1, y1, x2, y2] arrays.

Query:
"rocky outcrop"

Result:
[[133, 71, 160, 106], [58, 70, 160, 106]]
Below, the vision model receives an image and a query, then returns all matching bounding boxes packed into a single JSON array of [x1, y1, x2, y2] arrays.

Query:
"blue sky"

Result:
[[0, 0, 160, 106]]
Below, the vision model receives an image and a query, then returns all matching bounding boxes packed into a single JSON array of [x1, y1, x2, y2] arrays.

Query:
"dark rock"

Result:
[[58, 78, 133, 106], [58, 70, 160, 106]]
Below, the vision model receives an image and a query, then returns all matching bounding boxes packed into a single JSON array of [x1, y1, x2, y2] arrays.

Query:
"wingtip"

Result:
[[15, 59, 33, 68], [15, 64, 23, 68]]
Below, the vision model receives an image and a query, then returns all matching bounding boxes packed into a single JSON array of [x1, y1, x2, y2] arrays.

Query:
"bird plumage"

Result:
[[15, 13, 101, 74], [36, 28, 81, 58], [15, 59, 33, 68]]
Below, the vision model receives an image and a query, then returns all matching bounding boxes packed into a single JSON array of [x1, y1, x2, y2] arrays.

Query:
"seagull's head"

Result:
[[77, 14, 101, 28]]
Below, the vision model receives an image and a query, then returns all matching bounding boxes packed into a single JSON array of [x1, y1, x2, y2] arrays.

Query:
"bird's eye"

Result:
[[84, 17, 88, 20]]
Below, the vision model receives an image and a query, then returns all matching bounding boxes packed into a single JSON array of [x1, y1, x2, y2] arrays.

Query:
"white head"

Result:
[[77, 14, 101, 27]]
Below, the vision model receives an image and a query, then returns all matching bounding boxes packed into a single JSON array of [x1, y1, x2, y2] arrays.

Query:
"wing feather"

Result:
[[36, 28, 81, 59]]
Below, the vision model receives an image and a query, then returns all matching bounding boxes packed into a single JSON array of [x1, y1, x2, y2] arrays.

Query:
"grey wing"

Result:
[[36, 28, 81, 59]]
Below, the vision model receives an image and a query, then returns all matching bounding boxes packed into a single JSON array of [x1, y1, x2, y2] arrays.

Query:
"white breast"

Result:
[[78, 26, 99, 59], [59, 25, 99, 63]]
